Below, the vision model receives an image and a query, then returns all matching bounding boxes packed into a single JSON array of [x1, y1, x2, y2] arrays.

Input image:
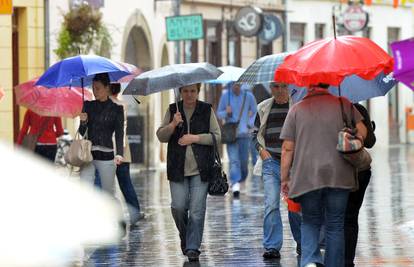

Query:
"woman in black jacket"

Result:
[[79, 73, 124, 196], [344, 103, 376, 267]]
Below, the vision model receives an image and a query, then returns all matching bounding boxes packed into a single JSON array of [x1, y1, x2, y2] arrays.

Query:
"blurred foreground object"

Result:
[[0, 142, 122, 267]]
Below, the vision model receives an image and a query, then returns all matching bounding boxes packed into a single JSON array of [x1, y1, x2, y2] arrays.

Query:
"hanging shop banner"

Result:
[[0, 0, 12, 15], [259, 14, 284, 44], [343, 5, 369, 32], [166, 14, 204, 41], [234, 6, 263, 37]]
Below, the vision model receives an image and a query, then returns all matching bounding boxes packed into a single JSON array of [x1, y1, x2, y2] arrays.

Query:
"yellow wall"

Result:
[[0, 0, 44, 143]]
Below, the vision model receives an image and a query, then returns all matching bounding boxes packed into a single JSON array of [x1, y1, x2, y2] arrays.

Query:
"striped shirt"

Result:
[[264, 102, 289, 159]]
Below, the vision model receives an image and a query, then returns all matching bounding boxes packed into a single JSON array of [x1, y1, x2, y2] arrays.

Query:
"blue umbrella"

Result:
[[35, 55, 134, 88], [290, 72, 397, 104]]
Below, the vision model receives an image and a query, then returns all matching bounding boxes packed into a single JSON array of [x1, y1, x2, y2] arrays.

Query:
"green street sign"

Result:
[[166, 14, 204, 41]]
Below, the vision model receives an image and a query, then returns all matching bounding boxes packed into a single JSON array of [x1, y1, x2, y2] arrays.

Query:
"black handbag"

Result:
[[208, 133, 229, 196], [221, 92, 247, 144]]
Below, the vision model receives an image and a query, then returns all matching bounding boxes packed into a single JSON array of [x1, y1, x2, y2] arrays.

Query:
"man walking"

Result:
[[252, 82, 301, 259], [217, 83, 257, 197]]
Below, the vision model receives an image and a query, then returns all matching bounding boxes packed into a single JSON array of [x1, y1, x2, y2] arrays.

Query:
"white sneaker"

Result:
[[232, 182, 240, 197], [304, 263, 318, 267]]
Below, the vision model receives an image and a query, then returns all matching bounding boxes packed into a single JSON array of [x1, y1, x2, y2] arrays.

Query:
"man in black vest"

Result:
[[157, 83, 221, 262]]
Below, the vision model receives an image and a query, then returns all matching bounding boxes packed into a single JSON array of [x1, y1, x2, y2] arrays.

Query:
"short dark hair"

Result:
[[110, 83, 121, 95], [317, 83, 330, 89], [179, 83, 201, 93], [93, 73, 110, 87]]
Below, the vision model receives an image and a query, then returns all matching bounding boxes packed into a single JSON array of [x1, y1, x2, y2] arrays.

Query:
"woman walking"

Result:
[[78, 73, 124, 196], [156, 83, 221, 262]]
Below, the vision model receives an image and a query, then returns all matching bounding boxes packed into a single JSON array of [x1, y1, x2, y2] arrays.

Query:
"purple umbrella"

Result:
[[391, 38, 414, 90]]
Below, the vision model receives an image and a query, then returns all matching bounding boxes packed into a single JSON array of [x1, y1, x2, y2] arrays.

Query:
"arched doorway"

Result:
[[122, 11, 154, 166]]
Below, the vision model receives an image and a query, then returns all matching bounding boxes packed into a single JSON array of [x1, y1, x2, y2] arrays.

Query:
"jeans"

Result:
[[262, 158, 301, 250], [81, 160, 116, 194], [345, 170, 371, 267], [169, 175, 209, 253], [227, 137, 250, 185], [95, 163, 141, 223], [35, 144, 57, 162], [249, 138, 258, 166], [297, 188, 350, 267]]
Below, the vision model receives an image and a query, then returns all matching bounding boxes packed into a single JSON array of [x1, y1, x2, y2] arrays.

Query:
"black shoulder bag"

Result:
[[208, 133, 229, 196], [221, 92, 247, 144]]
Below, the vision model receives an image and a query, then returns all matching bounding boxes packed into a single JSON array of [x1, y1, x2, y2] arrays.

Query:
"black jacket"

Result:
[[79, 99, 124, 157], [167, 100, 214, 182]]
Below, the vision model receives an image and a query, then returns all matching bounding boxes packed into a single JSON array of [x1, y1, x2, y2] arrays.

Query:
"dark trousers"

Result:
[[344, 169, 371, 267], [35, 145, 57, 162], [95, 163, 141, 221]]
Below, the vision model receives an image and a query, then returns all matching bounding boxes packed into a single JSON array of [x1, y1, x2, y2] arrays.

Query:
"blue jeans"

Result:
[[169, 175, 209, 253], [297, 188, 350, 267], [249, 138, 258, 166], [262, 158, 301, 250], [95, 163, 141, 222], [227, 137, 250, 184]]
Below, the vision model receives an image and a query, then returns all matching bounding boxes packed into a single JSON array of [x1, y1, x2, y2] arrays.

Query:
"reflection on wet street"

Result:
[[83, 145, 414, 267]]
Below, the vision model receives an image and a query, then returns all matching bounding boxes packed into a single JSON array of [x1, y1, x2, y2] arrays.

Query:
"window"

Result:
[[290, 23, 306, 50], [315, 23, 325, 40], [257, 38, 273, 58], [227, 21, 241, 66], [183, 40, 198, 63]]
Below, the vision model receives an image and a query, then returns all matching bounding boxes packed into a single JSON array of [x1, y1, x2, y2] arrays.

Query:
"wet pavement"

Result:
[[83, 145, 414, 267]]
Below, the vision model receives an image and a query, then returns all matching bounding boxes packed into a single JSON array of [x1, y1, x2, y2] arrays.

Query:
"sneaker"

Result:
[[186, 249, 200, 262], [263, 248, 281, 259], [296, 244, 301, 255], [232, 183, 240, 198], [304, 263, 318, 267]]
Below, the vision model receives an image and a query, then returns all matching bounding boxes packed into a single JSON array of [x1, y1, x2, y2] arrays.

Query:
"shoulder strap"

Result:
[[339, 97, 349, 128], [339, 97, 356, 128], [237, 92, 247, 123], [210, 133, 222, 166]]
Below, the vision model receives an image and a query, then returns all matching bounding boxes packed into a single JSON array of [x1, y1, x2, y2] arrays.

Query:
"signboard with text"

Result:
[[0, 0, 12, 15], [166, 14, 204, 41]]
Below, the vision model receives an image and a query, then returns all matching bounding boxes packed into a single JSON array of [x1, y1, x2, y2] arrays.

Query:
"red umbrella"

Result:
[[274, 35, 394, 87], [14, 78, 93, 118]]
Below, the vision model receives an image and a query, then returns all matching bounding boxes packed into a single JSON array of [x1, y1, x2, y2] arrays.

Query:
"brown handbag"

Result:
[[21, 118, 51, 151]]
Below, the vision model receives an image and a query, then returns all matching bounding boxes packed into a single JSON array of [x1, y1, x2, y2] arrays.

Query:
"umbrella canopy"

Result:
[[15, 78, 93, 118], [290, 72, 397, 104], [123, 62, 222, 96], [274, 36, 394, 87], [0, 142, 121, 267], [0, 86, 4, 102], [391, 38, 414, 90], [237, 53, 289, 90], [205, 66, 246, 84], [35, 55, 138, 88]]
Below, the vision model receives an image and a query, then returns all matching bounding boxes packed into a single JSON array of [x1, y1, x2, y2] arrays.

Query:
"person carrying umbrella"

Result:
[[78, 73, 124, 201], [217, 83, 257, 197], [156, 83, 221, 262], [17, 109, 64, 162]]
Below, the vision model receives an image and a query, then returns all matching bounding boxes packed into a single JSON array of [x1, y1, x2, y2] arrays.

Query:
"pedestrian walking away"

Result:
[[17, 109, 64, 162], [280, 84, 367, 267], [94, 83, 144, 225], [344, 103, 376, 267], [156, 83, 221, 262], [252, 82, 301, 259], [217, 82, 257, 197]]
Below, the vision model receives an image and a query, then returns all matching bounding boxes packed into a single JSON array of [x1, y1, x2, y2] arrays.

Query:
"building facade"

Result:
[[0, 0, 45, 143], [286, 0, 414, 145]]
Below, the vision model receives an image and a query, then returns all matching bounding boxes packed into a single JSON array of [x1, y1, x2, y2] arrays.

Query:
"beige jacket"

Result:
[[110, 96, 132, 163]]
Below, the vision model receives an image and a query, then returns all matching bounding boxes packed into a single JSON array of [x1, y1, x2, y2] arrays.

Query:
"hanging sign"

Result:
[[0, 0, 12, 15], [234, 6, 263, 37], [343, 5, 369, 32], [259, 14, 284, 44], [166, 14, 204, 41]]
